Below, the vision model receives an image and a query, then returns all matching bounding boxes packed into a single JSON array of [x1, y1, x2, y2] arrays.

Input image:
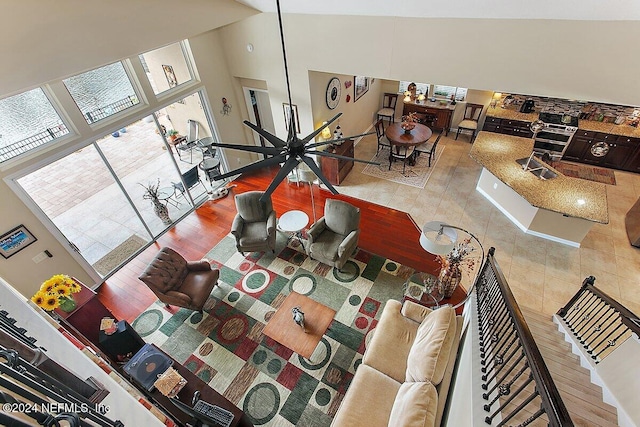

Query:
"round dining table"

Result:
[[385, 122, 433, 148], [385, 122, 432, 166]]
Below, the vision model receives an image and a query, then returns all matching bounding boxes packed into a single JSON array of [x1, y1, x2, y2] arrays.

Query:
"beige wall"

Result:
[[3, 9, 640, 296]]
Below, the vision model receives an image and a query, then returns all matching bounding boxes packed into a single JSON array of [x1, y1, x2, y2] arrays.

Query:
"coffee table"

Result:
[[263, 292, 336, 359]]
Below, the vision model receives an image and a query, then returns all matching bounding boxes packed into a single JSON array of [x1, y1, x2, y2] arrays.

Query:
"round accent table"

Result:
[[403, 272, 443, 308], [278, 210, 309, 249]]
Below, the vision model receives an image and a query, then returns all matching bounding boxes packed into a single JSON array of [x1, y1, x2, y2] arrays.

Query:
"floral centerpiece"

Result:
[[401, 112, 419, 133], [31, 274, 82, 312], [438, 238, 477, 298]]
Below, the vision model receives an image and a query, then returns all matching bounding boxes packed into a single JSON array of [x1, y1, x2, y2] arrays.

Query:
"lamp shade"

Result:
[[321, 125, 332, 140], [420, 221, 458, 255]]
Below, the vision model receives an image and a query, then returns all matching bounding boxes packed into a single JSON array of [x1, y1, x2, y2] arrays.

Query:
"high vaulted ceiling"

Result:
[[236, 0, 640, 21]]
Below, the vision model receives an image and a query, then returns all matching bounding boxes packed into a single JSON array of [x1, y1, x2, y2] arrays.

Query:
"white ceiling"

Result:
[[236, 0, 640, 21]]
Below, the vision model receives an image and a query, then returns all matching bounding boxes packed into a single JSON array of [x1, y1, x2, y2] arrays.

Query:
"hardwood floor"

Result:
[[98, 165, 446, 323]]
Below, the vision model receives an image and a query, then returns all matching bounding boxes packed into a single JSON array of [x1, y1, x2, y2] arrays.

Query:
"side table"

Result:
[[278, 210, 309, 249], [98, 320, 146, 363], [402, 272, 443, 308]]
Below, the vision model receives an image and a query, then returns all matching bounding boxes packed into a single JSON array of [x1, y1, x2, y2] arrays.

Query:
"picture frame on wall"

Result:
[[0, 225, 37, 259], [283, 103, 301, 134], [354, 76, 370, 102], [162, 64, 178, 88]]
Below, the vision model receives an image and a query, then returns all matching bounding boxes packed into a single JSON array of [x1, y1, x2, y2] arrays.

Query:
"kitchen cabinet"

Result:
[[482, 116, 532, 138], [602, 136, 640, 170], [403, 103, 453, 135], [562, 131, 595, 162], [320, 139, 353, 185], [625, 148, 640, 173]]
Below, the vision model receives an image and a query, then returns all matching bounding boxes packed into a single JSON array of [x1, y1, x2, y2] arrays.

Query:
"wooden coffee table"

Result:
[[263, 292, 336, 359]]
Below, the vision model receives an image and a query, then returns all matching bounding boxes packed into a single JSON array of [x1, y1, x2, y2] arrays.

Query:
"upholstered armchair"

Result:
[[138, 247, 219, 312], [231, 191, 277, 255], [307, 199, 360, 271]]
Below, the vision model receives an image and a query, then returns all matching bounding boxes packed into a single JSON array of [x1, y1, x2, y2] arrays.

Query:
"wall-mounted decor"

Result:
[[354, 76, 370, 103], [345, 80, 352, 89], [283, 103, 301, 133], [0, 225, 37, 259], [162, 64, 177, 88], [326, 77, 341, 110], [221, 97, 232, 115], [346, 94, 351, 103]]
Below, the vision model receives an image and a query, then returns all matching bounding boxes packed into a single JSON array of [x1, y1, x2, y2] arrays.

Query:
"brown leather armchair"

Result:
[[138, 247, 219, 312]]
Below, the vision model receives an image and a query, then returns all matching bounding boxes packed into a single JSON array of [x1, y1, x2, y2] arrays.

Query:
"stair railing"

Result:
[[557, 276, 640, 363], [476, 247, 573, 426]]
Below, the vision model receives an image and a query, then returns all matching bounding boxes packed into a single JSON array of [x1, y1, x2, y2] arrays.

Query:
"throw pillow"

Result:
[[387, 381, 438, 427], [405, 305, 456, 384]]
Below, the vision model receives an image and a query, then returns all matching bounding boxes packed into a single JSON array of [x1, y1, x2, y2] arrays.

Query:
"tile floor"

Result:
[[339, 130, 640, 316]]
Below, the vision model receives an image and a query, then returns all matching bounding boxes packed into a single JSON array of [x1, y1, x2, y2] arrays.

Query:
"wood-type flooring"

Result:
[[98, 166, 447, 323]]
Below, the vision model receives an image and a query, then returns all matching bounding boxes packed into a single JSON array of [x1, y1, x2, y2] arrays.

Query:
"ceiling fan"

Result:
[[210, 0, 379, 202]]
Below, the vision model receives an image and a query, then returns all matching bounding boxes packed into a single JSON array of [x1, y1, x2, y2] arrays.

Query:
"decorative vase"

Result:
[[401, 122, 415, 134], [438, 262, 462, 298], [58, 295, 77, 313], [153, 199, 172, 225]]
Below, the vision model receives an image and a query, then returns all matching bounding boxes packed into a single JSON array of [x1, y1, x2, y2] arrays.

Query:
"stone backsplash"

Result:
[[495, 93, 640, 126]]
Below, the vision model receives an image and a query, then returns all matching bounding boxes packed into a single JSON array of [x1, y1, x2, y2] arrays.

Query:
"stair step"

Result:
[[518, 307, 619, 426]]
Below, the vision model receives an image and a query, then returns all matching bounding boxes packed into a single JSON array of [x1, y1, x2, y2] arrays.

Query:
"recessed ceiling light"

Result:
[[246, 43, 254, 53], [577, 199, 586, 205]]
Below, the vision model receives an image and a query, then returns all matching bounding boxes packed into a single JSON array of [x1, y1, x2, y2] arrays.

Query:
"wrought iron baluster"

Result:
[[483, 351, 525, 394], [482, 331, 517, 372]]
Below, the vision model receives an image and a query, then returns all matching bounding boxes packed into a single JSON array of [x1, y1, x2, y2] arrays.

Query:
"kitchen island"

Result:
[[470, 132, 609, 246]]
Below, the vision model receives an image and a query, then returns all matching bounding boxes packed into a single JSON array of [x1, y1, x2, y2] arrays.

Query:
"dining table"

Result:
[[385, 122, 433, 166]]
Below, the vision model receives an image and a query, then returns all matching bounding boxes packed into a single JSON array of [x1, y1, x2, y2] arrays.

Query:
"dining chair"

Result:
[[389, 145, 415, 175], [376, 93, 398, 126], [456, 103, 484, 142], [413, 132, 443, 167], [374, 119, 392, 155]]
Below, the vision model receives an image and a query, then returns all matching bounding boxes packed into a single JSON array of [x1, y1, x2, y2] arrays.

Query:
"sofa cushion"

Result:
[[363, 300, 420, 383], [387, 381, 438, 427], [330, 364, 401, 427], [405, 305, 456, 385]]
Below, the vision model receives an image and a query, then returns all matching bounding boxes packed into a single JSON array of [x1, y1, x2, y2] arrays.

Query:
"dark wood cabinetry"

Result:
[[602, 136, 640, 170], [482, 117, 533, 138], [402, 102, 454, 135], [320, 138, 353, 185], [564, 131, 640, 170]]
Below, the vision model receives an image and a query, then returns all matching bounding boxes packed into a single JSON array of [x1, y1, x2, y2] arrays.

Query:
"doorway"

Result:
[[243, 87, 275, 158]]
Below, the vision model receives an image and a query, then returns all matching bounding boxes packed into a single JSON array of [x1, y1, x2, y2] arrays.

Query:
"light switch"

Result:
[[32, 252, 48, 264]]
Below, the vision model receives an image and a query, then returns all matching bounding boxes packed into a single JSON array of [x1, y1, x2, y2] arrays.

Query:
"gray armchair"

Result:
[[307, 199, 360, 271], [231, 191, 277, 255]]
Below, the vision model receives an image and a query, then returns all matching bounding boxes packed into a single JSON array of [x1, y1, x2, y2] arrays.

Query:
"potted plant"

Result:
[[167, 129, 179, 141], [140, 179, 172, 225]]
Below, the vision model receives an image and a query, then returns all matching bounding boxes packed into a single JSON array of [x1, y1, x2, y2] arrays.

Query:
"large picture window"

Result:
[[63, 62, 139, 124], [433, 85, 467, 101], [399, 81, 430, 97], [0, 88, 69, 163]]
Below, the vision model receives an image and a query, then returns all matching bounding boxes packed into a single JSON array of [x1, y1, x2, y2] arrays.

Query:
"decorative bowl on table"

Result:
[[400, 122, 416, 133]]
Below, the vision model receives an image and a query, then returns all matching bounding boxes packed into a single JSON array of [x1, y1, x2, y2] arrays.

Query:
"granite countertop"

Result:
[[486, 106, 640, 138], [469, 132, 609, 224]]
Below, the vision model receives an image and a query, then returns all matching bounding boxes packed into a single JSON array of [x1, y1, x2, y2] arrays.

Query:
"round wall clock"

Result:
[[326, 77, 341, 110]]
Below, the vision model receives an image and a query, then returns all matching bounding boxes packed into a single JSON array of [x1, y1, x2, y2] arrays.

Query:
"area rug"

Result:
[[551, 161, 617, 185], [132, 234, 418, 426], [92, 234, 147, 275], [360, 146, 444, 188]]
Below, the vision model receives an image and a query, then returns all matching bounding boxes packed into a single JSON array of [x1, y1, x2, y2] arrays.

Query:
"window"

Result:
[[399, 81, 430, 97], [433, 85, 467, 101], [139, 41, 194, 95], [0, 88, 69, 163], [63, 62, 139, 124]]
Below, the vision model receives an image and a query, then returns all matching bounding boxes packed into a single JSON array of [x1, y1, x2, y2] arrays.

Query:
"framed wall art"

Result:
[[354, 76, 370, 102], [283, 103, 301, 134], [0, 225, 37, 259], [162, 64, 178, 88]]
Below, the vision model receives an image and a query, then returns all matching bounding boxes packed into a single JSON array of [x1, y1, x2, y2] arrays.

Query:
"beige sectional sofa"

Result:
[[331, 300, 463, 427]]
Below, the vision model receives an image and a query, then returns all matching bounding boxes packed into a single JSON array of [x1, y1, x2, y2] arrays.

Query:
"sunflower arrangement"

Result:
[[31, 274, 81, 311]]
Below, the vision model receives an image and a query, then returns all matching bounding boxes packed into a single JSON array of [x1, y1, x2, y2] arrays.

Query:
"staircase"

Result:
[[521, 308, 619, 427]]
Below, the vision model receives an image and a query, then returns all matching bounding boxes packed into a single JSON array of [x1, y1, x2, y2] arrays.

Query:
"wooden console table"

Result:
[[319, 138, 354, 185], [403, 100, 455, 136]]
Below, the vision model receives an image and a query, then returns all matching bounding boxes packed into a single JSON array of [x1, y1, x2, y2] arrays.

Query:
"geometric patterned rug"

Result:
[[132, 233, 418, 426], [360, 145, 444, 188]]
